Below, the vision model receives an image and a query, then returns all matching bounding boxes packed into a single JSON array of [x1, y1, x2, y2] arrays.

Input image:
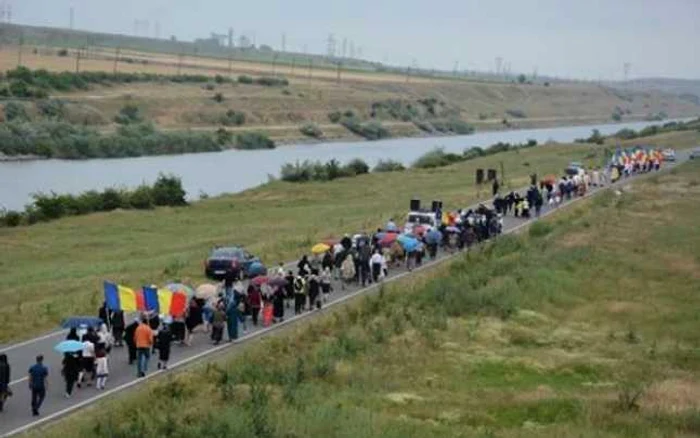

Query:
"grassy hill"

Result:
[[28, 139, 700, 438]]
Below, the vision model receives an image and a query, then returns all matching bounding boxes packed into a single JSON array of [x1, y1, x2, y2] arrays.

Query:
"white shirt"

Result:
[[95, 356, 109, 375], [82, 340, 95, 358], [370, 253, 383, 265]]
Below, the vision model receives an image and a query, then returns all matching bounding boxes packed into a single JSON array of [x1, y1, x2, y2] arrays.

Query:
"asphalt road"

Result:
[[0, 154, 687, 436]]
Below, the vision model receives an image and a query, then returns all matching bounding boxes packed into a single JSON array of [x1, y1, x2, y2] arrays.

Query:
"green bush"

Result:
[[612, 112, 622, 122], [114, 104, 143, 125], [343, 158, 370, 175], [431, 119, 474, 135], [299, 123, 323, 138], [220, 110, 246, 126], [413, 119, 434, 133], [212, 92, 225, 103], [236, 132, 275, 150], [237, 75, 254, 84], [4, 101, 29, 122], [151, 174, 187, 206], [36, 99, 65, 119], [615, 128, 638, 140], [255, 76, 289, 87], [340, 117, 390, 140], [371, 100, 420, 121], [413, 148, 456, 169], [1, 210, 22, 227], [327, 111, 343, 123], [373, 159, 405, 172]]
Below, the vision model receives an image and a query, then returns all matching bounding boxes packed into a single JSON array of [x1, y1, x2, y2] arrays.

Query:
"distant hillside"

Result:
[[613, 78, 700, 105]]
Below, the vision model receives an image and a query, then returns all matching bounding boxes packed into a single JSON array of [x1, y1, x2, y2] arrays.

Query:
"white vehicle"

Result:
[[404, 211, 438, 234], [663, 148, 676, 161], [690, 147, 700, 160]]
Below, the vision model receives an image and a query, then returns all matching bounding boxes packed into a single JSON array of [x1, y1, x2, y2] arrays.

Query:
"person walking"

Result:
[[320, 267, 332, 303], [77, 335, 95, 387], [134, 315, 154, 378], [370, 249, 383, 283], [124, 318, 139, 365], [61, 352, 79, 398], [156, 322, 172, 369], [211, 303, 227, 345], [247, 285, 262, 326], [0, 354, 10, 412], [66, 327, 79, 342], [308, 269, 321, 310], [28, 355, 48, 416], [297, 255, 311, 277], [272, 285, 285, 323], [185, 299, 201, 346], [98, 301, 110, 328], [293, 274, 307, 315], [284, 271, 295, 308], [94, 349, 109, 390], [225, 293, 241, 342], [111, 310, 125, 347]]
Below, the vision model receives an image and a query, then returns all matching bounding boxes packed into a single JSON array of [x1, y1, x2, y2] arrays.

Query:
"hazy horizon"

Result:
[[7, 0, 700, 80]]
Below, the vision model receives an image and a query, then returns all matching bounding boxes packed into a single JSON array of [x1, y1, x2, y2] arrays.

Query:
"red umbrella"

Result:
[[379, 233, 398, 247], [251, 276, 269, 286], [413, 225, 427, 236]]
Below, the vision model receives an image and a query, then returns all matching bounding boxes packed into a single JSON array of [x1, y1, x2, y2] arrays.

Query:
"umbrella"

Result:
[[195, 283, 218, 300], [54, 340, 84, 354], [375, 231, 387, 240], [379, 233, 398, 247], [311, 243, 331, 255], [251, 276, 269, 286], [413, 225, 427, 236], [386, 223, 399, 232], [166, 283, 195, 296], [445, 226, 460, 233], [61, 316, 103, 329], [425, 229, 442, 244], [248, 261, 267, 277], [269, 276, 288, 287], [398, 235, 420, 252]]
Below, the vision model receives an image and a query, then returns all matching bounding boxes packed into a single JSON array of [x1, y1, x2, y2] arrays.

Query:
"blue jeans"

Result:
[[136, 348, 150, 376]]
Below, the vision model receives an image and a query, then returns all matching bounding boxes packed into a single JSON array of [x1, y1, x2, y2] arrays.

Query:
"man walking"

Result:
[[134, 315, 154, 378], [28, 355, 48, 416]]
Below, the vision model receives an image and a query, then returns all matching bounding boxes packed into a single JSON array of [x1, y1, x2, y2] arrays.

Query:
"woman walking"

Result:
[[211, 303, 227, 345], [308, 269, 321, 310], [0, 354, 10, 411], [272, 285, 285, 323], [61, 353, 79, 398], [156, 322, 172, 369], [247, 285, 262, 326], [320, 267, 332, 303]]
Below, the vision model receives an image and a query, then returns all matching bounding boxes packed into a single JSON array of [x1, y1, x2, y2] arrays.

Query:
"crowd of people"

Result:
[[0, 156, 669, 418]]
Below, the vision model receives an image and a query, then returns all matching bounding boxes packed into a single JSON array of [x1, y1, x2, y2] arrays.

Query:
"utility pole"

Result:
[[75, 46, 82, 73], [290, 57, 296, 75], [623, 62, 631, 82], [336, 61, 342, 84], [113, 47, 120, 74], [326, 34, 336, 60], [495, 56, 503, 76], [17, 30, 23, 67], [341, 38, 347, 58], [453, 61, 459, 77], [272, 53, 278, 76], [308, 59, 313, 83], [228, 50, 233, 76], [177, 45, 184, 75], [69, 7, 74, 29]]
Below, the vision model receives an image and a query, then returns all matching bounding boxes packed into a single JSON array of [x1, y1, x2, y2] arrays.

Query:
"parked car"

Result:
[[690, 147, 700, 160], [662, 148, 676, 162], [204, 246, 266, 280]]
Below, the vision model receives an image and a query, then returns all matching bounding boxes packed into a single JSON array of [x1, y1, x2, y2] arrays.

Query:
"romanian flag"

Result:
[[104, 281, 144, 312], [148, 286, 188, 317]]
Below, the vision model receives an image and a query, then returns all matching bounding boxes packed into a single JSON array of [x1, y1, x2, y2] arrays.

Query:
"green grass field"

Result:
[[0, 130, 696, 344], [26, 137, 700, 438]]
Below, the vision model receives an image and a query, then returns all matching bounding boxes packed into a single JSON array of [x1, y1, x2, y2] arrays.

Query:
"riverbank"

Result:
[[25, 156, 700, 438], [0, 129, 698, 342]]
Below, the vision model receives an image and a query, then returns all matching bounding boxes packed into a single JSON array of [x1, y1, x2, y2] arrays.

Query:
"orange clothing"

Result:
[[134, 323, 154, 349]]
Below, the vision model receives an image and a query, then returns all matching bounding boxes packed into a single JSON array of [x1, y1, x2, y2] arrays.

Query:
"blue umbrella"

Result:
[[375, 231, 387, 240], [61, 316, 103, 329], [248, 261, 267, 277], [54, 340, 84, 354], [399, 236, 420, 252], [425, 229, 442, 244], [386, 223, 399, 232]]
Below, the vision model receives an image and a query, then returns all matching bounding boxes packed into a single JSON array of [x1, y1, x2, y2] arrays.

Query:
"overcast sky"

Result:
[[9, 0, 700, 80]]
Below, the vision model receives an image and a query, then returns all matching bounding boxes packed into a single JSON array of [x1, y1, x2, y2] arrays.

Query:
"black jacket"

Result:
[[0, 362, 9, 386]]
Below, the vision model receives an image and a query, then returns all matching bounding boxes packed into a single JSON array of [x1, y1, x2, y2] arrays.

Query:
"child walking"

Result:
[[95, 349, 109, 390]]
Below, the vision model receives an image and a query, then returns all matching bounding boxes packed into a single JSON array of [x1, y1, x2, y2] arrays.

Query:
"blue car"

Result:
[[204, 246, 266, 280]]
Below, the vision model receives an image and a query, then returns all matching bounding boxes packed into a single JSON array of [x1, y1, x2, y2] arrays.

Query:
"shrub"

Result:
[[342, 158, 370, 176], [373, 159, 405, 172], [413, 119, 434, 133], [212, 92, 224, 103], [9, 80, 32, 98], [1, 210, 22, 227], [4, 101, 29, 122], [340, 117, 390, 140], [505, 109, 527, 119], [255, 76, 288, 87], [128, 185, 154, 209], [615, 128, 637, 140], [299, 123, 323, 138], [518, 74, 527, 84], [611, 112, 622, 122], [57, 49, 69, 57], [151, 174, 187, 206], [371, 99, 419, 121], [114, 104, 143, 125], [203, 83, 216, 91], [412, 147, 454, 169], [327, 111, 342, 123], [216, 128, 233, 145], [237, 75, 254, 84], [221, 109, 246, 126], [36, 99, 65, 119], [236, 132, 275, 150]]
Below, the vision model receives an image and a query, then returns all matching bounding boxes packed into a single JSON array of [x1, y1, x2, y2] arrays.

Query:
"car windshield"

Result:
[[408, 214, 433, 225], [212, 248, 244, 258]]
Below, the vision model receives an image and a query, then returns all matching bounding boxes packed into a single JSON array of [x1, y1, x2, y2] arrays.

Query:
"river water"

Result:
[[0, 120, 679, 210]]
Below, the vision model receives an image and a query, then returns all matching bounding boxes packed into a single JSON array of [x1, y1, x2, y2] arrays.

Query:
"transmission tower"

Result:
[[326, 34, 336, 59], [495, 57, 503, 75], [341, 38, 347, 58], [69, 7, 74, 29], [623, 62, 631, 82]]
